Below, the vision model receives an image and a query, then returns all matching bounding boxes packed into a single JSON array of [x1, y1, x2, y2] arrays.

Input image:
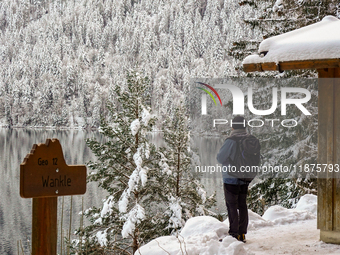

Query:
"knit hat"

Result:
[[231, 115, 246, 129]]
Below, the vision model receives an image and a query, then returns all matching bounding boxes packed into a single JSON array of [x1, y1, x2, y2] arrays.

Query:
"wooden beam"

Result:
[[243, 63, 264, 72], [243, 58, 340, 72], [317, 70, 335, 231], [320, 230, 340, 244], [32, 197, 58, 255], [317, 68, 340, 237], [332, 69, 340, 232]]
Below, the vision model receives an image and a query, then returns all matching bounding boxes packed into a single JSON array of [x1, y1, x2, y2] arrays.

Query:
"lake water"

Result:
[[0, 128, 227, 254]]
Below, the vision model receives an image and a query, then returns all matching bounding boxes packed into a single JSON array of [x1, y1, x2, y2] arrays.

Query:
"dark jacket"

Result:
[[217, 129, 247, 185]]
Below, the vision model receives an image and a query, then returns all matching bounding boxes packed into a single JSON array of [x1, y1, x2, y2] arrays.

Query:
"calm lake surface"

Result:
[[0, 128, 226, 254]]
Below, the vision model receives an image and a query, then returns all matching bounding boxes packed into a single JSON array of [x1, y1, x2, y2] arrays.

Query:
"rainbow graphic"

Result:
[[196, 82, 222, 106]]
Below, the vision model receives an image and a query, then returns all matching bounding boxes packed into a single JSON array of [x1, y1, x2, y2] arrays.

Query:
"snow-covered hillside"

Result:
[[0, 0, 254, 128], [137, 194, 340, 255]]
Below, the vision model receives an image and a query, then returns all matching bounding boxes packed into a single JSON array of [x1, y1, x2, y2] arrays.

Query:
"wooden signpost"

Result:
[[20, 138, 87, 255]]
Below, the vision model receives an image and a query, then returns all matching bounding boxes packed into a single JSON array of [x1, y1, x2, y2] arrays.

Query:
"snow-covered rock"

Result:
[[262, 194, 317, 225], [137, 235, 248, 255], [137, 236, 181, 255], [247, 210, 274, 230], [137, 216, 247, 255], [262, 205, 315, 225], [180, 216, 229, 239], [295, 194, 317, 215]]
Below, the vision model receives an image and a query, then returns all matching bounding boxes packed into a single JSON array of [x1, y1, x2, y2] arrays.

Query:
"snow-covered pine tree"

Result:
[[0, 0, 257, 127], [72, 72, 169, 254], [159, 104, 216, 231]]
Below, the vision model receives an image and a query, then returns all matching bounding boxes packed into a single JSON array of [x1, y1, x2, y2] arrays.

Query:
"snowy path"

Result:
[[139, 195, 340, 255], [246, 219, 340, 254]]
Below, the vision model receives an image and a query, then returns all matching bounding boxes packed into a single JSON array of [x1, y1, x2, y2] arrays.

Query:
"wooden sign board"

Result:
[[20, 138, 86, 198]]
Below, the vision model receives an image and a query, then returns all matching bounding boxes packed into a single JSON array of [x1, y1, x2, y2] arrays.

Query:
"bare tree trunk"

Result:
[[176, 148, 181, 197], [132, 231, 138, 255]]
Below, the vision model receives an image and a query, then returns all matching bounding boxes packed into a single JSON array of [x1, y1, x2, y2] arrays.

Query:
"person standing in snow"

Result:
[[216, 115, 254, 243]]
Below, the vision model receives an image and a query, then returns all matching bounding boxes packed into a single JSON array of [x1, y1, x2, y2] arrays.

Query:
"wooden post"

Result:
[[317, 68, 340, 243], [20, 139, 86, 255], [32, 197, 58, 255]]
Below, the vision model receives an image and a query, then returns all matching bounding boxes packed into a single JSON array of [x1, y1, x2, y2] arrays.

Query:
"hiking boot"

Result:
[[238, 234, 246, 243], [230, 233, 240, 240]]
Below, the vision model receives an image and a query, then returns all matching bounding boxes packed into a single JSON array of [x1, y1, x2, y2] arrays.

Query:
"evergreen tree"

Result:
[[72, 71, 167, 254], [71, 73, 216, 254], [159, 104, 216, 231]]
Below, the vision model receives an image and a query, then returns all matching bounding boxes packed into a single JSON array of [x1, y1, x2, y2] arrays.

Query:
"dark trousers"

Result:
[[223, 183, 249, 236]]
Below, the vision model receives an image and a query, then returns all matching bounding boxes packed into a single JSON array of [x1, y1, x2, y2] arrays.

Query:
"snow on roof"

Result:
[[243, 16, 340, 64]]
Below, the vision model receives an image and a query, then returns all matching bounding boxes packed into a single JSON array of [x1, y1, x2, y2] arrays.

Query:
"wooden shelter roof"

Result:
[[243, 16, 340, 72]]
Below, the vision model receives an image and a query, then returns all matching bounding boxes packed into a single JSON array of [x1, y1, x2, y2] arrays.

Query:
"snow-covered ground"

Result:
[[137, 195, 340, 255]]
